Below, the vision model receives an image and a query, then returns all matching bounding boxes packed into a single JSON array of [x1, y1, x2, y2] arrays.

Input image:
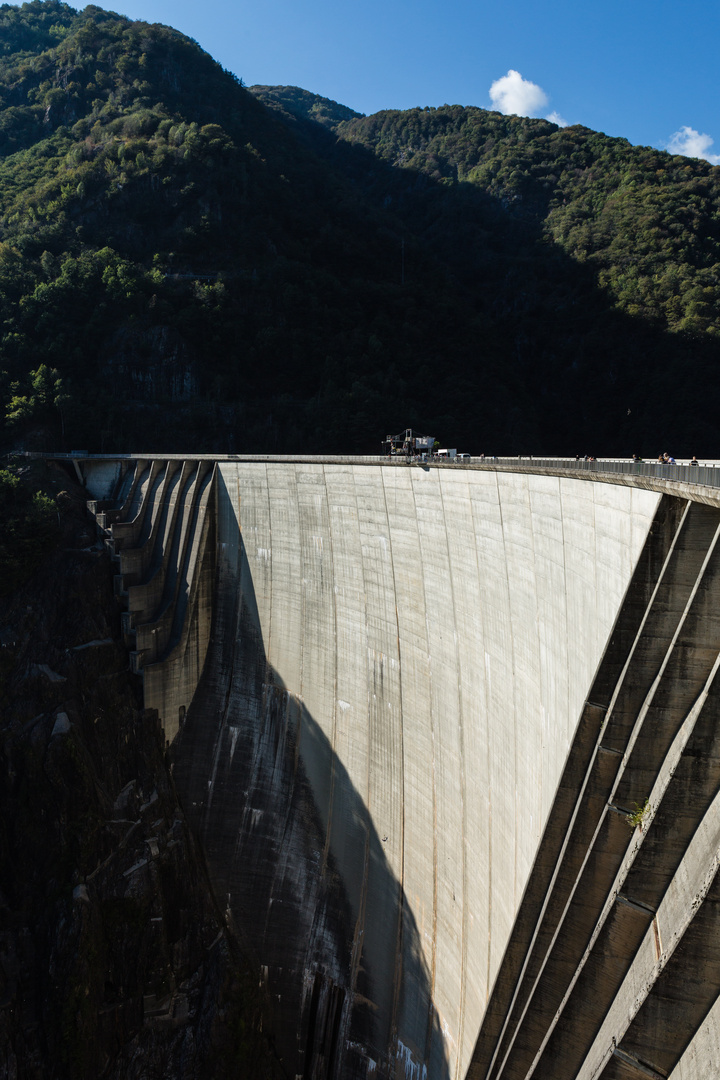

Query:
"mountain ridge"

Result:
[[0, 3, 717, 456]]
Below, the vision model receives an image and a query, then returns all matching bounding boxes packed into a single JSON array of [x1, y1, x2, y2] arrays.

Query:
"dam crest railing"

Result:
[[32, 450, 720, 505]]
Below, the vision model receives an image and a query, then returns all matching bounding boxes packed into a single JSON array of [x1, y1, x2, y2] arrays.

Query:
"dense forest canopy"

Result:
[[0, 0, 718, 454]]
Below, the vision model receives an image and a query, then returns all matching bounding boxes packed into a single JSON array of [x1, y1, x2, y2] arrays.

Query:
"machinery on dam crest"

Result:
[[63, 451, 720, 1080]]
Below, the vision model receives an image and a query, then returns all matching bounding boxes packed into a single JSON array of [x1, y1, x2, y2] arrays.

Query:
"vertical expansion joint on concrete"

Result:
[[490, 468, 514, 1009], [438, 469, 471, 1080], [466, 459, 496, 1035], [409, 464, 441, 1056], [342, 463, 376, 1068], [378, 468, 405, 1049]]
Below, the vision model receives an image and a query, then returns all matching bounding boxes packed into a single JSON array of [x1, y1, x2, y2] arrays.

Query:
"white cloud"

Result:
[[546, 110, 569, 128], [489, 69, 548, 118], [666, 126, 720, 165]]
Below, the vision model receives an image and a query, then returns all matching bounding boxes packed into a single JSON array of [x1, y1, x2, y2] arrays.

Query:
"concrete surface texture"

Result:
[[163, 462, 659, 1079], [86, 457, 720, 1079]]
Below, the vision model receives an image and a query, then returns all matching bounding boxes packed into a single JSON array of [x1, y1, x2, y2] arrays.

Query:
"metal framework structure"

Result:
[[383, 428, 435, 455]]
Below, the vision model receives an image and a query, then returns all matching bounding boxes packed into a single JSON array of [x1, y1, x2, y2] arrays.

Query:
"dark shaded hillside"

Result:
[[253, 88, 720, 451], [335, 105, 720, 341], [0, 4, 718, 456]]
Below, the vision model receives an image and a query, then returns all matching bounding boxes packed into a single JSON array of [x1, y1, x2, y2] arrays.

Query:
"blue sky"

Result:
[[104, 0, 719, 162]]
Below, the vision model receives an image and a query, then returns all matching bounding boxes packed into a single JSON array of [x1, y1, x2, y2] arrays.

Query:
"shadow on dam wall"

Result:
[[172, 534, 450, 1080]]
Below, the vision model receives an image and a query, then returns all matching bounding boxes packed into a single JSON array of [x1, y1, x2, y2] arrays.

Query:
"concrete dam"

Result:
[[75, 454, 720, 1080]]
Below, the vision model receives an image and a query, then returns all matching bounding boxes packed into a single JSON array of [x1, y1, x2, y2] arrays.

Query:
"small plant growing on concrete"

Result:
[[626, 798, 651, 831]]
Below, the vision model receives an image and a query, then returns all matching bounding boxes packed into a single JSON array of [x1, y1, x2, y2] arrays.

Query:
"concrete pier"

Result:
[[79, 455, 720, 1079]]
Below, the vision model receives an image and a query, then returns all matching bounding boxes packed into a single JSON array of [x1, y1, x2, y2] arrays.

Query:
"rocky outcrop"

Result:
[[101, 326, 199, 403]]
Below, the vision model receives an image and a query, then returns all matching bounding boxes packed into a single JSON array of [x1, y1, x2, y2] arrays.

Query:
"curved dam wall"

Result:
[[81, 454, 720, 1079], [164, 462, 661, 1079]]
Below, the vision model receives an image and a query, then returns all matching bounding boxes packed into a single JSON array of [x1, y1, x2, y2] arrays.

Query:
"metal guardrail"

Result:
[[487, 456, 720, 490], [16, 450, 720, 493]]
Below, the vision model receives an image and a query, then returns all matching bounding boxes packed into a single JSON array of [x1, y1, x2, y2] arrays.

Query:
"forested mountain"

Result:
[[0, 0, 718, 455], [333, 105, 720, 342]]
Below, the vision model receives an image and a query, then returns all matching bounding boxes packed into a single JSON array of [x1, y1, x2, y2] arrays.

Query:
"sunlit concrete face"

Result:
[[171, 462, 660, 1079]]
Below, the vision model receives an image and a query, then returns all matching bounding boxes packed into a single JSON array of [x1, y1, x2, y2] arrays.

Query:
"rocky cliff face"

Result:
[[0, 465, 276, 1079], [102, 327, 200, 403]]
